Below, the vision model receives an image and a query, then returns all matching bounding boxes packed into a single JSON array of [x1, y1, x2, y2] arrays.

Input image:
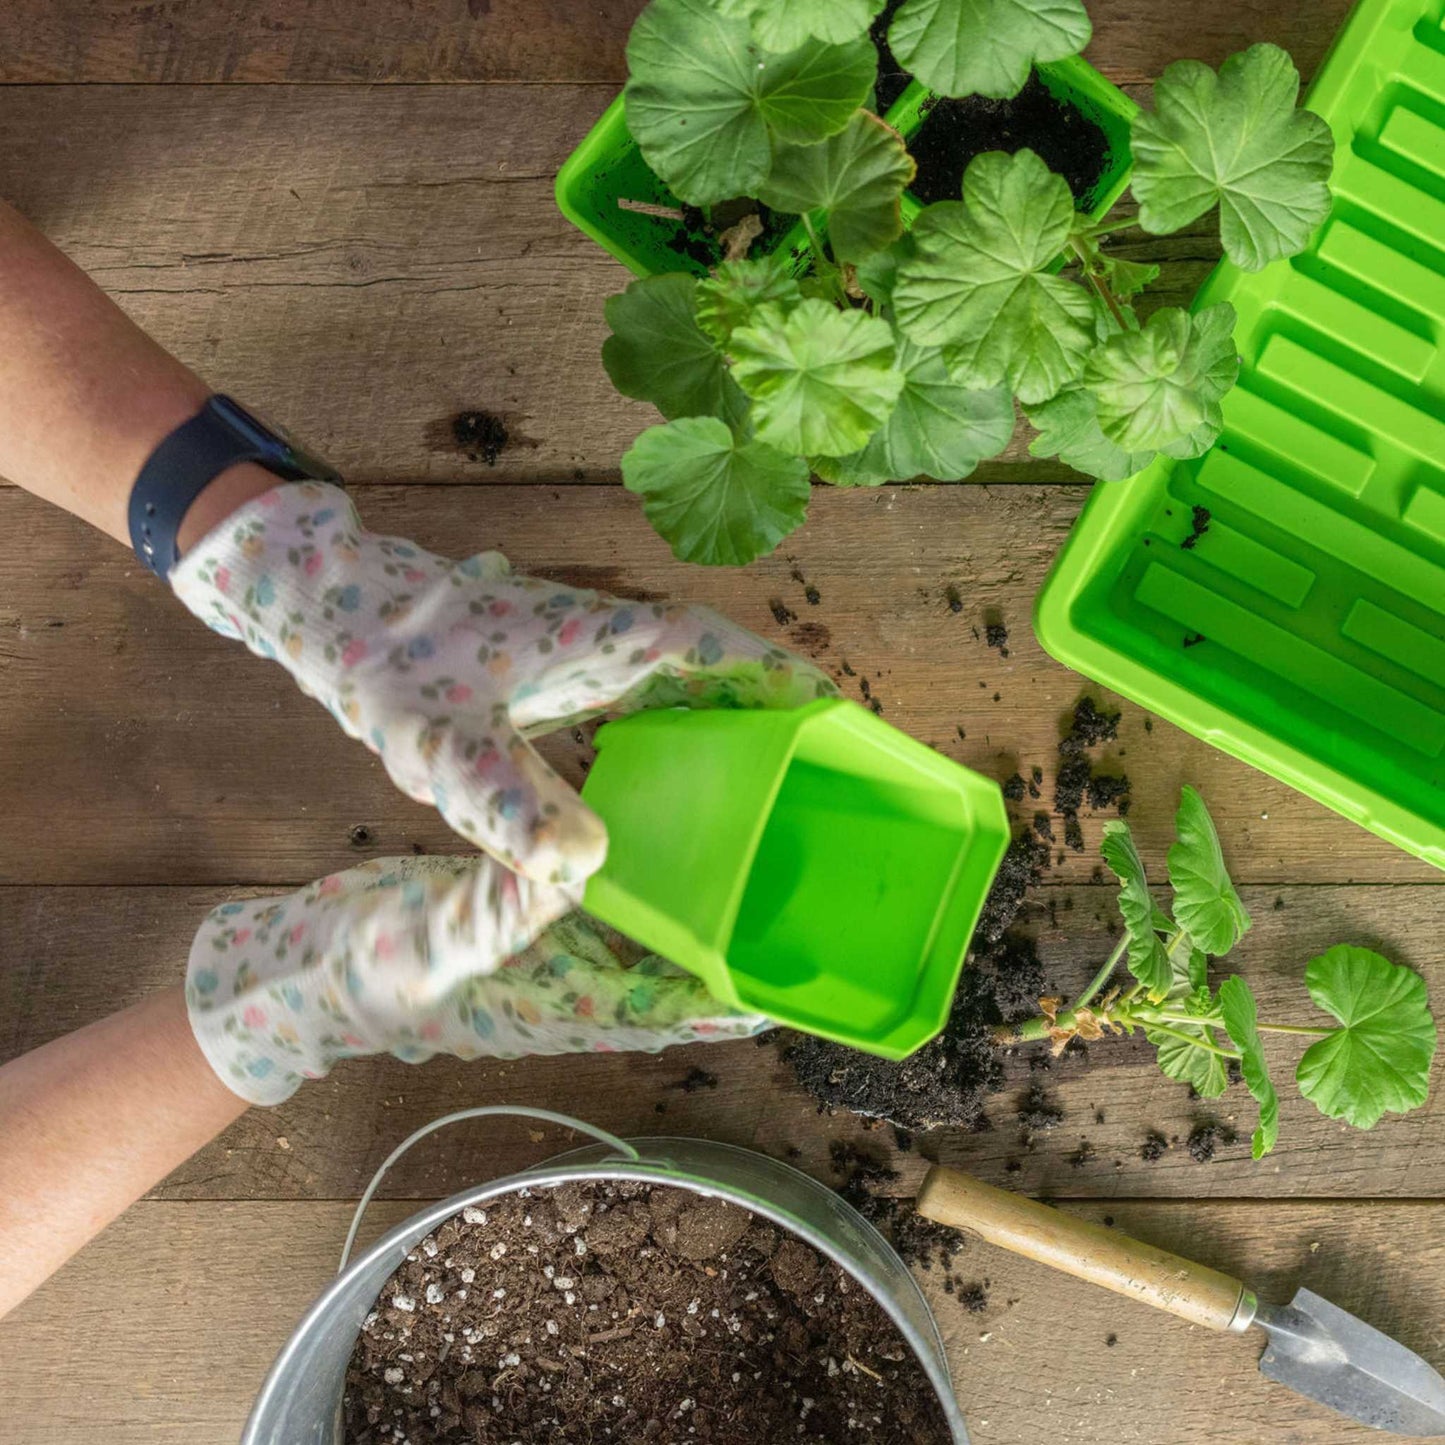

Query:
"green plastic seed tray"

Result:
[[1035, 0, 1445, 870], [579, 699, 1010, 1059], [555, 57, 1136, 278]]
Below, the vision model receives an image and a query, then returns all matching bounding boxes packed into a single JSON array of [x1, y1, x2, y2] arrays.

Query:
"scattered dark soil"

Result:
[[1180, 505, 1212, 550], [1017, 1082, 1064, 1134], [1139, 1130, 1170, 1163], [1187, 1119, 1239, 1163], [1106, 1332, 1119, 1347], [908, 71, 1112, 207], [344, 1181, 951, 1444], [671, 1067, 719, 1094], [768, 598, 796, 626], [975, 835, 1050, 948], [1003, 772, 1027, 801], [956, 1281, 990, 1314], [1060, 697, 1120, 754], [1055, 699, 1130, 849], [985, 621, 1010, 657], [452, 410, 508, 466]]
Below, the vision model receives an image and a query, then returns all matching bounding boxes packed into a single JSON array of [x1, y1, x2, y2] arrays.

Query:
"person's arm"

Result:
[[0, 200, 273, 551], [0, 986, 247, 1318]]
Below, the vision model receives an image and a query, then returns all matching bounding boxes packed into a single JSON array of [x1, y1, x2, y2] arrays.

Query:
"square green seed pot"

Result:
[[555, 57, 1138, 279], [579, 698, 1011, 1060]]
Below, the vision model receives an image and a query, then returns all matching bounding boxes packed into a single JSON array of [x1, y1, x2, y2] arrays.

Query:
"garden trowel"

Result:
[[917, 1166, 1445, 1435]]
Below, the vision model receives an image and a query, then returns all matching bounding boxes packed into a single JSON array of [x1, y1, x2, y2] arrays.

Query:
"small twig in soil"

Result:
[[846, 1355, 885, 1383], [617, 197, 686, 220]]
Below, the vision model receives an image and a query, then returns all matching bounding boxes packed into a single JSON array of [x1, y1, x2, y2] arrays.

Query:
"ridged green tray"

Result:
[[1035, 0, 1445, 869]]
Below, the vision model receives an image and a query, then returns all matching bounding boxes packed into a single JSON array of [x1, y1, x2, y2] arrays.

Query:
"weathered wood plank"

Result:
[[4, 882, 1440, 1200], [0, 85, 1214, 484], [0, 484, 1434, 887], [0, 0, 1355, 86], [1, 1196, 1438, 1445]]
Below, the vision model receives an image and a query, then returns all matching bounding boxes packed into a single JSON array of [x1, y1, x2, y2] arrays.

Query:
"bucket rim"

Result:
[[240, 1135, 969, 1444]]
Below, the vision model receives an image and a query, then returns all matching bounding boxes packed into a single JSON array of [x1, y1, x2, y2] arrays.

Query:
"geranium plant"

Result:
[[1001, 787, 1438, 1157], [602, 0, 1336, 564]]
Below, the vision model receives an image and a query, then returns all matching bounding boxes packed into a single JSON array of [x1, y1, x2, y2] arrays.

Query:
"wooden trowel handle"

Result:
[[917, 1166, 1255, 1333]]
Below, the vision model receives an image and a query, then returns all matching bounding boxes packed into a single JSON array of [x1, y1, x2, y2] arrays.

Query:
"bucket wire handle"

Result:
[[339, 1105, 641, 1272]]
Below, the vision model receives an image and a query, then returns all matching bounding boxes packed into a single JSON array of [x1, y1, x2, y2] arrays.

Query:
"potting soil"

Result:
[[908, 71, 1112, 207], [344, 1180, 951, 1444]]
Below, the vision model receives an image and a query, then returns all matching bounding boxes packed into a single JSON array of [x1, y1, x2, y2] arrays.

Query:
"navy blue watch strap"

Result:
[[128, 394, 339, 581]]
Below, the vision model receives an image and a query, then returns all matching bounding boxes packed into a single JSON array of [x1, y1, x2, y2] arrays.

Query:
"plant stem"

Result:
[[1143, 1022, 1241, 1059], [1070, 937, 1128, 1012], [801, 213, 826, 264], [1070, 239, 1129, 332], [1085, 215, 1141, 238]]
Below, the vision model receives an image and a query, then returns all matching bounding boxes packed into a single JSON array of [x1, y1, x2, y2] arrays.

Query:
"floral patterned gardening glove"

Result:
[[187, 855, 765, 1105], [172, 480, 832, 880], [172, 480, 835, 1103]]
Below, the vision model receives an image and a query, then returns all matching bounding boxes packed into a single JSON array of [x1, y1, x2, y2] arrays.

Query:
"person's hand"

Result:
[[171, 480, 833, 884], [187, 856, 763, 1105]]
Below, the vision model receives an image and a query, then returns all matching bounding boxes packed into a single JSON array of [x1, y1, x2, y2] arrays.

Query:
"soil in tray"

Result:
[[344, 1180, 952, 1444], [908, 70, 1112, 207], [871, 0, 912, 114], [668, 198, 800, 271]]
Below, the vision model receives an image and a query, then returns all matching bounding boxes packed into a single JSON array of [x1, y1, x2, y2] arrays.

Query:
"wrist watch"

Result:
[[128, 394, 341, 581]]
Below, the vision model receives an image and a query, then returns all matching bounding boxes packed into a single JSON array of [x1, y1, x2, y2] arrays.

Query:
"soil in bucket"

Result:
[[344, 1180, 952, 1444], [908, 71, 1112, 206]]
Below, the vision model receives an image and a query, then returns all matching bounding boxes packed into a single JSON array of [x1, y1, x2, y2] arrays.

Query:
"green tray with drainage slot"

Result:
[[578, 699, 1010, 1060], [1035, 0, 1445, 871], [554, 55, 1136, 279]]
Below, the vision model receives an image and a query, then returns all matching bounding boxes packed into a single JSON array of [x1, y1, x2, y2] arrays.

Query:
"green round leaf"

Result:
[[759, 111, 916, 263], [831, 336, 1014, 480], [624, 0, 876, 206], [1101, 819, 1172, 1000], [1166, 785, 1250, 957], [1297, 946, 1437, 1130], [695, 257, 804, 346], [1132, 44, 1335, 272], [810, 451, 894, 486], [1026, 386, 1158, 481], [729, 299, 904, 455], [621, 417, 811, 566], [888, 0, 1091, 99], [1219, 976, 1280, 1159], [718, 0, 884, 49], [894, 150, 1099, 404], [603, 274, 748, 425], [1084, 303, 1240, 454], [1148, 1023, 1231, 1099]]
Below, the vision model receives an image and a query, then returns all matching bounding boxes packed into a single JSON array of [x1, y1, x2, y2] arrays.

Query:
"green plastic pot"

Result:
[[1033, 0, 1445, 872], [578, 698, 1010, 1060], [555, 57, 1137, 279]]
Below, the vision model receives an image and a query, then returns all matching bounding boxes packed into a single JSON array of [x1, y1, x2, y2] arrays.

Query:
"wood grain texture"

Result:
[[0, 0, 1356, 85], [0, 84, 1214, 485], [0, 1196, 1439, 1445], [2, 484, 1437, 887], [4, 882, 1440, 1200]]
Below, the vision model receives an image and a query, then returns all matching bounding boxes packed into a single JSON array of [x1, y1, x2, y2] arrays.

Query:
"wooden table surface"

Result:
[[3, 2, 1441, 1442]]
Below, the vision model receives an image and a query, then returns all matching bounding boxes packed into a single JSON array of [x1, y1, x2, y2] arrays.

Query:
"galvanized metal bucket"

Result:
[[240, 1107, 970, 1443]]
